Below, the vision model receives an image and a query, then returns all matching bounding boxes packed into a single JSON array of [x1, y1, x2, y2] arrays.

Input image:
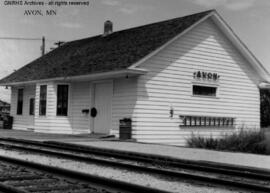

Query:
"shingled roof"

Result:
[[0, 10, 213, 84]]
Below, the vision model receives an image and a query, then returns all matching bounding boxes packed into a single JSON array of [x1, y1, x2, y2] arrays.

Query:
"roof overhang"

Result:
[[0, 68, 148, 87], [129, 10, 270, 83], [259, 82, 270, 89], [209, 11, 270, 82], [129, 11, 213, 69]]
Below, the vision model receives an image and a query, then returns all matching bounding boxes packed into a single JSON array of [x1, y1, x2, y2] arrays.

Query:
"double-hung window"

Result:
[[17, 89, 23, 115], [57, 85, 69, 116], [39, 85, 47, 116]]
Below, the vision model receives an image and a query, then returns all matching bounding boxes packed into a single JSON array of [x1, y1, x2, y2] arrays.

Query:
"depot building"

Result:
[[1, 10, 270, 146]]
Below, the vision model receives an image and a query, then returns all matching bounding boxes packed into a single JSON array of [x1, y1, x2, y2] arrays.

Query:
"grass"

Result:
[[187, 130, 268, 155]]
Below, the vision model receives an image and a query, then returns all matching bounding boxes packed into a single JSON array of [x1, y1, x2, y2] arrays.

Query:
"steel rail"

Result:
[[0, 183, 28, 193], [48, 140, 270, 176], [1, 137, 270, 179], [0, 138, 270, 192], [0, 155, 171, 193]]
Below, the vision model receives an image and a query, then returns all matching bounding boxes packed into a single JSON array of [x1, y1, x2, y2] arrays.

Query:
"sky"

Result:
[[0, 0, 270, 102]]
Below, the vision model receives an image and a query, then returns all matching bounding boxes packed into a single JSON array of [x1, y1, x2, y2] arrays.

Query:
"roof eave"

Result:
[[210, 11, 270, 82], [0, 68, 148, 87], [130, 10, 270, 83], [128, 11, 214, 69]]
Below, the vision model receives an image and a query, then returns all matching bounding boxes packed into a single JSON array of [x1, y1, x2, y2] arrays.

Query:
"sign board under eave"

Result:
[[193, 71, 220, 82]]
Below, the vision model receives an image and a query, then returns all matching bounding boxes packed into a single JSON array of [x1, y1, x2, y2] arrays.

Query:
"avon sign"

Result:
[[193, 71, 220, 81]]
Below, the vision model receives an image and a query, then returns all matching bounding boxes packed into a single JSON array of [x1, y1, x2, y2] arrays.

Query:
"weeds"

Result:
[[187, 130, 267, 154]]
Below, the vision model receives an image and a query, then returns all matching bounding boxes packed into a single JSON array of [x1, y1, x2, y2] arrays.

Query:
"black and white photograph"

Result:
[[0, 0, 269, 192]]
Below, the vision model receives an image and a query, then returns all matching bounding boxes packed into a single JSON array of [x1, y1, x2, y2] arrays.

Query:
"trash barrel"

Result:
[[119, 118, 132, 140], [3, 116, 13, 129]]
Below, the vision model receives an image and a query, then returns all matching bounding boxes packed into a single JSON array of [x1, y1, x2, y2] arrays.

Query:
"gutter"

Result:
[[0, 68, 148, 87]]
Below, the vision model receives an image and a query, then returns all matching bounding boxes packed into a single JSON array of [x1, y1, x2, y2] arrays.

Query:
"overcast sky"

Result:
[[0, 0, 270, 102]]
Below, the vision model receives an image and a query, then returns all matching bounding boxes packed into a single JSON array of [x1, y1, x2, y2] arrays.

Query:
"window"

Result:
[[29, 98, 35, 115], [39, 85, 47, 115], [57, 85, 69, 116], [17, 89, 23, 115], [193, 85, 217, 97]]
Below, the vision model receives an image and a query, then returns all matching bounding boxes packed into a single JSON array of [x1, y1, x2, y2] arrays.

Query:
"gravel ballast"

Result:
[[0, 148, 250, 193]]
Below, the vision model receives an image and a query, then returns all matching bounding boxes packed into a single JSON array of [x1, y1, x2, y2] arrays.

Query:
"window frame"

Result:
[[39, 85, 47, 116], [17, 88, 24, 115], [191, 82, 219, 98], [192, 85, 217, 97], [56, 84, 69, 117]]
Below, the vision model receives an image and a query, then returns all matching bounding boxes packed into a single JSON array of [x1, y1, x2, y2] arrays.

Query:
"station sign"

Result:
[[193, 71, 220, 81]]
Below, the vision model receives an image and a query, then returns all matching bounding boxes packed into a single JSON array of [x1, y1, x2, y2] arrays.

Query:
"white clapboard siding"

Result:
[[111, 77, 137, 136], [130, 19, 260, 146], [34, 82, 91, 134], [10, 86, 35, 131], [34, 82, 73, 133], [70, 82, 91, 134]]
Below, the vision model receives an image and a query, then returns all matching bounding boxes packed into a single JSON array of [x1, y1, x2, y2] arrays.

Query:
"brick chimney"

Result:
[[103, 20, 113, 36]]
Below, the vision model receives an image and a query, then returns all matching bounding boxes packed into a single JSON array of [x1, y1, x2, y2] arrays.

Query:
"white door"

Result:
[[93, 82, 112, 134]]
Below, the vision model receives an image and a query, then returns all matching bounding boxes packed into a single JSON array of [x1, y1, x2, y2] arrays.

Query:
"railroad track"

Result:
[[0, 137, 269, 192], [0, 155, 170, 193]]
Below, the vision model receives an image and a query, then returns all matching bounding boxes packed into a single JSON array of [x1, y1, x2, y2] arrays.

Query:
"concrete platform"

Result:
[[0, 129, 269, 171], [0, 129, 115, 142]]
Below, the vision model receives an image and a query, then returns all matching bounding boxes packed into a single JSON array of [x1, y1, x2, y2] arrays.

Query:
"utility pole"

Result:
[[41, 36, 45, 56]]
